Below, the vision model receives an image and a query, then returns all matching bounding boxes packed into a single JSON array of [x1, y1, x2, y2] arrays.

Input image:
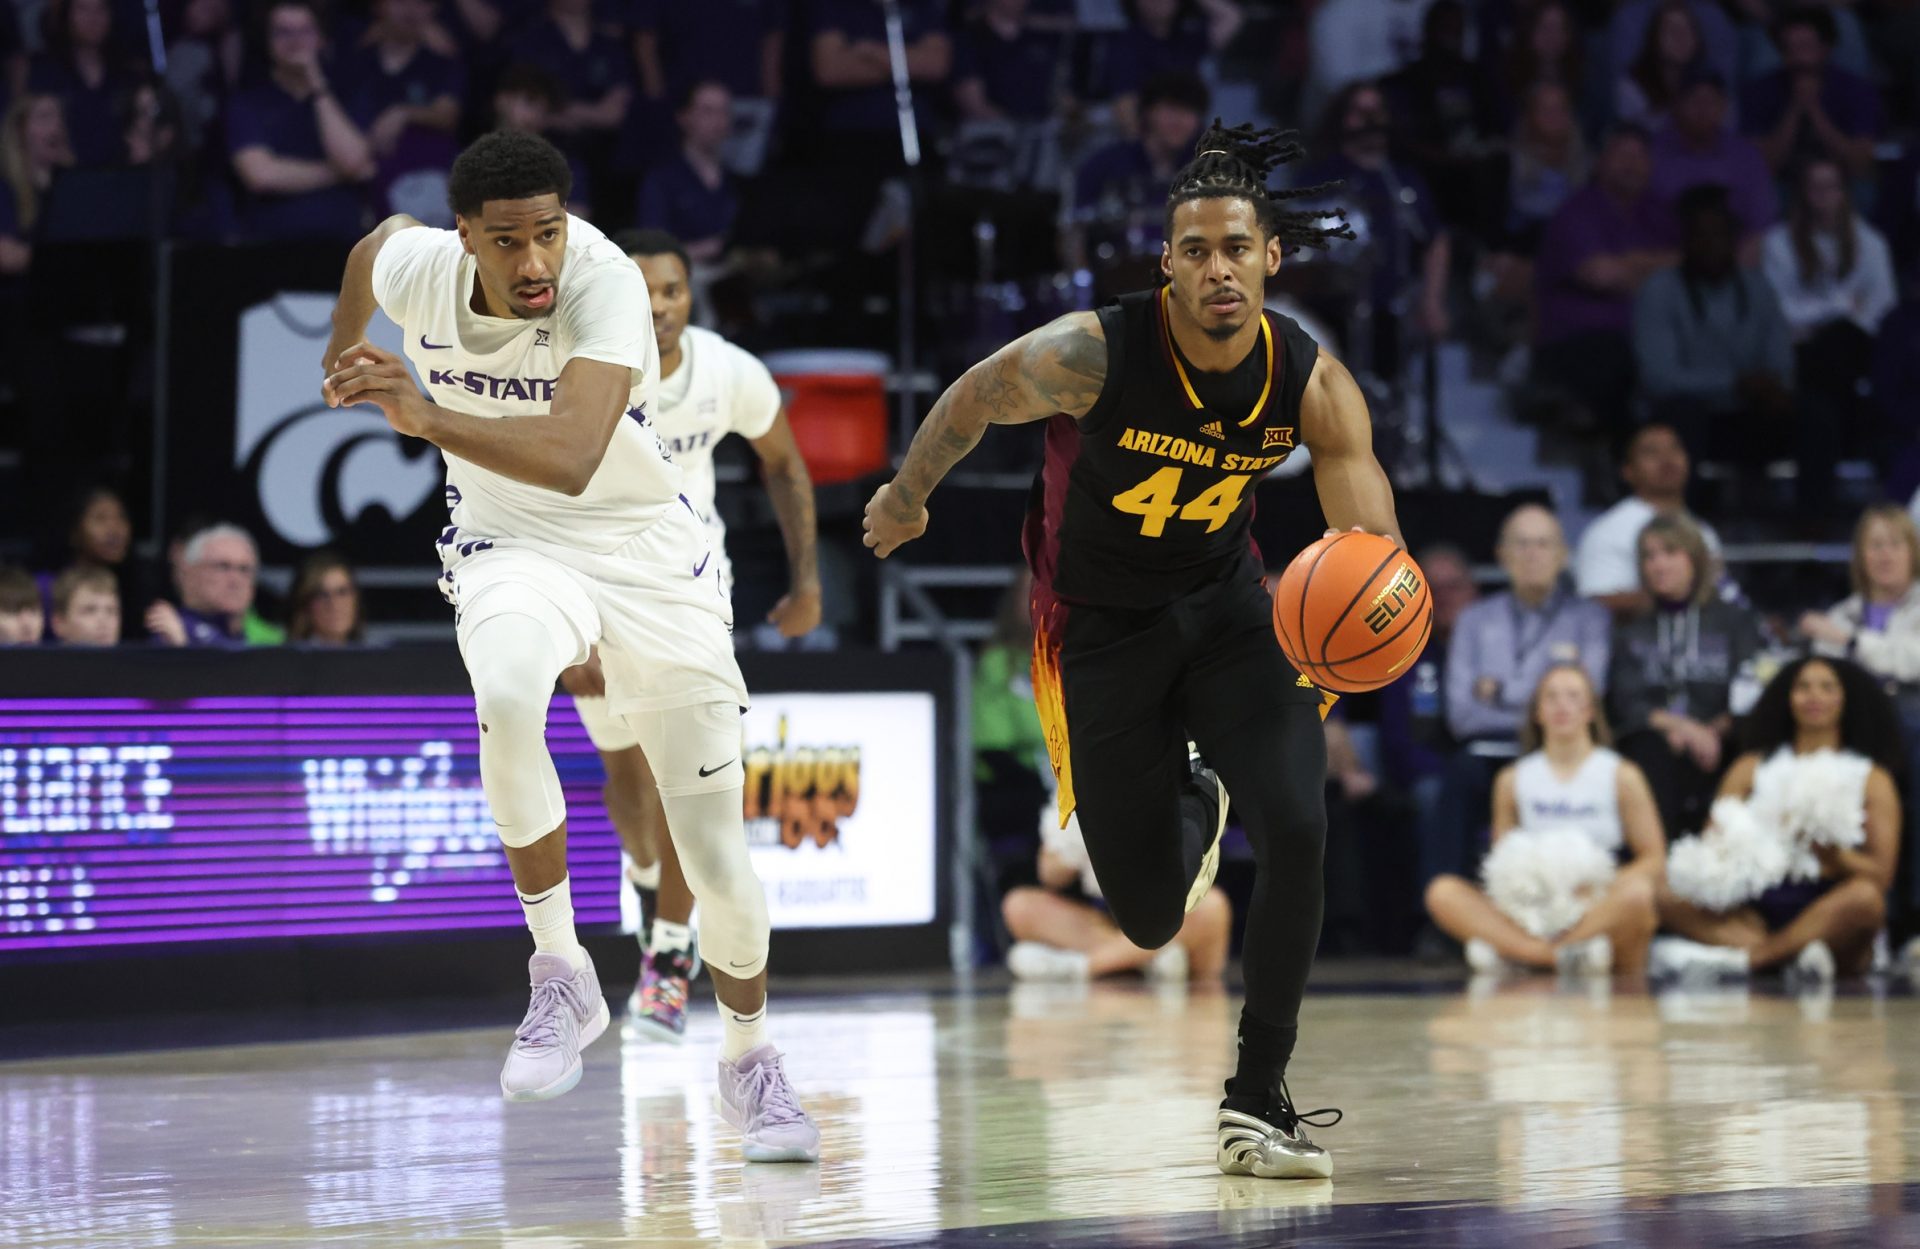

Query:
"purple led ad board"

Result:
[[0, 696, 619, 951]]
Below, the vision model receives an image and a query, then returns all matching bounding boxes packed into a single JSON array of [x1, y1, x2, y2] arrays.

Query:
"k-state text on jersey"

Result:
[[427, 369, 558, 402]]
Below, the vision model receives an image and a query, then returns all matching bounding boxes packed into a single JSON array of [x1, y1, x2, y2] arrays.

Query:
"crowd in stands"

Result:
[[4, 0, 1920, 975], [975, 425, 1920, 983], [0, 485, 362, 647]]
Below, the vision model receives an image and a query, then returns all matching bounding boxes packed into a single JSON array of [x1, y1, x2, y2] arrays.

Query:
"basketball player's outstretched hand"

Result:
[[863, 482, 928, 559], [322, 341, 430, 438]]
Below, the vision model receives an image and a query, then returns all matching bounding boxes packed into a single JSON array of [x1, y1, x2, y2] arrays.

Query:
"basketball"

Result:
[[1272, 532, 1432, 694]]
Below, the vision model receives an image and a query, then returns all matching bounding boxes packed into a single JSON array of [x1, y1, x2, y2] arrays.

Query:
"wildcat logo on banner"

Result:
[[235, 293, 443, 548]]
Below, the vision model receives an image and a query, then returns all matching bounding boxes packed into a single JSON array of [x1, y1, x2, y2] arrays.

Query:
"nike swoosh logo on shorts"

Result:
[[698, 759, 735, 778], [420, 335, 450, 350], [693, 552, 711, 578]]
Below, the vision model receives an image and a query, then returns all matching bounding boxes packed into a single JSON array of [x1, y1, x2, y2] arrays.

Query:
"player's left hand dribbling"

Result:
[[767, 583, 823, 638], [323, 341, 431, 438]]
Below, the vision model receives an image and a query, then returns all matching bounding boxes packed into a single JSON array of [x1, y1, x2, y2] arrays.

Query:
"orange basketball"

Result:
[[1272, 532, 1432, 694]]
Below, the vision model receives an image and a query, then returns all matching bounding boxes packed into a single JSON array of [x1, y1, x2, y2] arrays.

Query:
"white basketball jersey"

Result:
[[371, 215, 677, 553], [652, 325, 782, 563], [1514, 748, 1623, 854]]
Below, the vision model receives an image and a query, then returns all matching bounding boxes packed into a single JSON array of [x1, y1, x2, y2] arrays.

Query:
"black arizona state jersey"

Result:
[[1022, 287, 1320, 609]]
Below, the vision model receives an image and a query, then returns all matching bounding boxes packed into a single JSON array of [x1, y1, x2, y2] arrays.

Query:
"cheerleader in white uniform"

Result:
[[1426, 664, 1667, 974]]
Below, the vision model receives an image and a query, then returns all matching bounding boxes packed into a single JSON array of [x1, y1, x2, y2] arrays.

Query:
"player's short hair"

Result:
[[613, 228, 692, 277], [1165, 119, 1353, 252], [448, 130, 573, 219], [51, 564, 116, 616], [0, 564, 38, 613]]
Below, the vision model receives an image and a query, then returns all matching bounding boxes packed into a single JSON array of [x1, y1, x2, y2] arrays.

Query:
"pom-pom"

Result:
[[1666, 797, 1793, 912], [1480, 828, 1618, 939]]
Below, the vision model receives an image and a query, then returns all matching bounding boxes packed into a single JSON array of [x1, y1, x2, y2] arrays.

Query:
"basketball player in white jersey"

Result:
[[318, 131, 819, 1162], [561, 228, 820, 1043]]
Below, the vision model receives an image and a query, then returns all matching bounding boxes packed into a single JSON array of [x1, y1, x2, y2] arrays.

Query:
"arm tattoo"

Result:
[[1021, 317, 1107, 418], [888, 313, 1105, 516], [970, 355, 1024, 419]]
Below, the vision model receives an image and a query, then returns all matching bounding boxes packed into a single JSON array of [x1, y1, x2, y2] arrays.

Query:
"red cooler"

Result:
[[763, 350, 892, 485]]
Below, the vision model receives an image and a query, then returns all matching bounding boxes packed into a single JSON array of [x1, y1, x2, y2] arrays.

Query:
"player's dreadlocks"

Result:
[[1165, 120, 1352, 252]]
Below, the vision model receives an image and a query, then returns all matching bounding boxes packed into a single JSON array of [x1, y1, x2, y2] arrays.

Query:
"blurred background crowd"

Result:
[[3, 0, 1920, 966]]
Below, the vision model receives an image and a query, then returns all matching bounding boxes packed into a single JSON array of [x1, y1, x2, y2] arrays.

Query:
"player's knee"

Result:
[[1107, 894, 1184, 952], [471, 660, 553, 738]]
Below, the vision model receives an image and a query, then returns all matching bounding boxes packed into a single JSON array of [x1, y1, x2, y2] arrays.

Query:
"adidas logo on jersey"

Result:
[[1199, 420, 1225, 440], [1296, 674, 1316, 688]]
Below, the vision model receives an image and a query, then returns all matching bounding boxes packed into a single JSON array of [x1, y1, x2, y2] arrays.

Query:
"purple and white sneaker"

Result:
[[631, 947, 694, 1044], [500, 952, 610, 1102], [715, 1044, 821, 1163]]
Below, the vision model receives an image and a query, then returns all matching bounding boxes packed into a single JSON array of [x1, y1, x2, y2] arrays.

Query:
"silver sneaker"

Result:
[[1185, 743, 1229, 915], [1216, 1082, 1339, 1180], [1216, 1109, 1335, 1179]]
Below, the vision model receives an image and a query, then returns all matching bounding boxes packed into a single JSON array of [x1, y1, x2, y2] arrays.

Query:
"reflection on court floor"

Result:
[[2, 973, 1916, 1247]]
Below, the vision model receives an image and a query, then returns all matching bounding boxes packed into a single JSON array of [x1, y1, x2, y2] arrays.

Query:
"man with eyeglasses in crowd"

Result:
[[147, 522, 286, 646]]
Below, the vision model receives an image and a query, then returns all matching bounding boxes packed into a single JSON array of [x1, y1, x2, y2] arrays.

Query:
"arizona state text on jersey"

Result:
[[1023, 287, 1320, 610]]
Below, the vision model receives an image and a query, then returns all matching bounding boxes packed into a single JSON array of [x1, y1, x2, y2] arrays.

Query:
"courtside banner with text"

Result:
[[0, 691, 938, 951]]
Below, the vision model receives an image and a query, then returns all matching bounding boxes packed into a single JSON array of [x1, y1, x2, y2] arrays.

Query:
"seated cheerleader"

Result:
[[1425, 663, 1667, 975], [1654, 657, 1902, 982], [1001, 811, 1232, 983]]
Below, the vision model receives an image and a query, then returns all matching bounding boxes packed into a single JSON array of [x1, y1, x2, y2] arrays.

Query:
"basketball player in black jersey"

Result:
[[863, 122, 1405, 1178]]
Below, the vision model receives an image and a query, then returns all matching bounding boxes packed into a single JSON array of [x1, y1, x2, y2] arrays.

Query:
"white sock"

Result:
[[721, 1001, 769, 1062], [518, 876, 587, 972], [650, 919, 693, 955], [627, 860, 661, 890]]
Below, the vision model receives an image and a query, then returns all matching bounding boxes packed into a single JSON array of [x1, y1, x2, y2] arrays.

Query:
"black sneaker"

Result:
[[1216, 1080, 1340, 1179]]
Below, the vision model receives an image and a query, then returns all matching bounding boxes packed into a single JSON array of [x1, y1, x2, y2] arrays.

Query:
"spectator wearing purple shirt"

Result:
[[1613, 0, 1709, 133], [1532, 123, 1677, 428], [516, 0, 633, 147], [637, 81, 737, 264], [1606, 0, 1737, 89], [492, 64, 593, 216], [27, 0, 142, 168], [227, 0, 375, 242], [1296, 81, 1451, 372], [1384, 0, 1500, 238], [1741, 6, 1881, 182], [1649, 72, 1776, 263], [1065, 69, 1206, 268], [954, 0, 1069, 124], [632, 0, 785, 104], [807, 0, 951, 147], [1104, 0, 1240, 136], [146, 524, 276, 647], [347, 0, 463, 227]]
